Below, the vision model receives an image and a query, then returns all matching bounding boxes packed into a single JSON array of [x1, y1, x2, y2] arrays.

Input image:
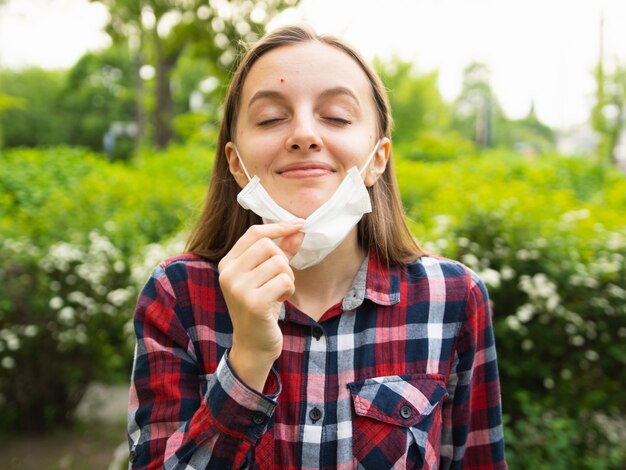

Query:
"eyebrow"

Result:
[[318, 86, 361, 107], [247, 90, 285, 110], [246, 86, 361, 110]]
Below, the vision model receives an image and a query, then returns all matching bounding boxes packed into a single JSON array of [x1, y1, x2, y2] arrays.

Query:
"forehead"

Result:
[[241, 41, 374, 103]]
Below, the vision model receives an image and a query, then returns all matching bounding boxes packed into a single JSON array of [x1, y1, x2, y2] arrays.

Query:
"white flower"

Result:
[[457, 237, 470, 248], [59, 306, 76, 323], [516, 304, 535, 323], [478, 268, 501, 288], [102, 304, 117, 316], [113, 261, 126, 273], [505, 315, 521, 332], [461, 254, 479, 268], [1, 357, 15, 369], [23, 325, 38, 337], [49, 297, 63, 310], [521, 339, 533, 351], [6, 335, 20, 351], [106, 288, 134, 307], [560, 209, 590, 224], [130, 233, 186, 287], [500, 266, 516, 281]]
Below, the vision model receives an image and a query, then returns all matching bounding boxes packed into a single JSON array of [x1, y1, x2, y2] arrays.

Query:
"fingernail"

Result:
[[290, 218, 305, 225]]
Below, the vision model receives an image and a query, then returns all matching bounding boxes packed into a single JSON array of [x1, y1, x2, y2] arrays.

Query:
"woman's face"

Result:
[[226, 41, 390, 219]]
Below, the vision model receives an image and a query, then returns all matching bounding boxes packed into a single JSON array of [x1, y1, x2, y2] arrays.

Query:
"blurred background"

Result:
[[1, 0, 625, 468]]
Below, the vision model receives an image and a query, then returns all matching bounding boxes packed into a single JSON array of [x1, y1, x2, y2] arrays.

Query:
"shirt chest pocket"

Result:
[[347, 374, 448, 469]]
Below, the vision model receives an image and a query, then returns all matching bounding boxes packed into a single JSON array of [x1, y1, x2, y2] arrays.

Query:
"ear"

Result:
[[364, 137, 391, 187], [225, 142, 249, 189]]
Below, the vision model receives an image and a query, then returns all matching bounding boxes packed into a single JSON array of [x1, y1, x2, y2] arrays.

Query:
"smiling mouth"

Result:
[[278, 163, 335, 178]]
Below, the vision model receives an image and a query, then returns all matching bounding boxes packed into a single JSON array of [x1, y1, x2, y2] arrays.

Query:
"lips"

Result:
[[277, 162, 335, 178]]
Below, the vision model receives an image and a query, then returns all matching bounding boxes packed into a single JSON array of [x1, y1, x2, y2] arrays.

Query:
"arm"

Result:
[[441, 271, 507, 469], [127, 265, 280, 469]]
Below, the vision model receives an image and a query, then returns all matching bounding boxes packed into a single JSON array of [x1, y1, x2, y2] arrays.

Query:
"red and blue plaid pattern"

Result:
[[128, 252, 507, 469]]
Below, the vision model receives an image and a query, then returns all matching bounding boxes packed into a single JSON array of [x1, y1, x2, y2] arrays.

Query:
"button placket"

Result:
[[311, 326, 323, 340], [252, 411, 267, 425], [309, 407, 322, 423]]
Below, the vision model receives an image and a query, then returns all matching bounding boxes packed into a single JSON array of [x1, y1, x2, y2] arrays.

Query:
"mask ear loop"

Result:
[[359, 139, 382, 177], [233, 145, 252, 182]]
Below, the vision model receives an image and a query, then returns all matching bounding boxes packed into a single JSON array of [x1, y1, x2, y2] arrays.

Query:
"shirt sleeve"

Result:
[[127, 265, 281, 469], [440, 271, 507, 469]]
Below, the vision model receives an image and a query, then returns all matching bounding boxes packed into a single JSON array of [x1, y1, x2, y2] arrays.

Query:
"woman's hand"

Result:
[[218, 220, 304, 391]]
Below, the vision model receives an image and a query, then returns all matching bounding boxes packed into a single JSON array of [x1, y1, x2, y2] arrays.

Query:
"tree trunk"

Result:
[[154, 57, 175, 149], [134, 49, 146, 145]]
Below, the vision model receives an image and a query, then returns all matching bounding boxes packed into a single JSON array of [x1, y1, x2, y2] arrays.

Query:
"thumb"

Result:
[[277, 230, 305, 260]]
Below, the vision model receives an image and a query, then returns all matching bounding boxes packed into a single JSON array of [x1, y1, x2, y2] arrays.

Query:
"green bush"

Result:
[[0, 145, 211, 430], [1, 142, 624, 468], [396, 150, 626, 468]]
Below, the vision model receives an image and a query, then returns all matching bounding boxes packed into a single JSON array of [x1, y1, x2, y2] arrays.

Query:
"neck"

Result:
[[289, 229, 366, 321]]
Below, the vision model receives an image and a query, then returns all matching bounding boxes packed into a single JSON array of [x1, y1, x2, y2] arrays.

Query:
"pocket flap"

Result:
[[348, 374, 448, 428]]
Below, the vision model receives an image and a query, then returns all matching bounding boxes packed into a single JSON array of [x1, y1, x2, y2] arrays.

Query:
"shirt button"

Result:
[[311, 327, 323, 340], [400, 405, 413, 419], [309, 407, 322, 423], [252, 412, 267, 425]]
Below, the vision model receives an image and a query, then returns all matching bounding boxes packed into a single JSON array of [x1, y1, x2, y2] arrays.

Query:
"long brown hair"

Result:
[[186, 25, 423, 265]]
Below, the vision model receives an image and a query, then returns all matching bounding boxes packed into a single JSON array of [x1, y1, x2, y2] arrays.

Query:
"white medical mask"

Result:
[[234, 141, 381, 270]]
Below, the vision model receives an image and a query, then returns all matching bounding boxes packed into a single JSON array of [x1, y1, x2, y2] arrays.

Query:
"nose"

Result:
[[285, 113, 323, 152]]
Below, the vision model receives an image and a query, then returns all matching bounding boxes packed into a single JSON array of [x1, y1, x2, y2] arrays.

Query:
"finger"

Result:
[[277, 230, 305, 260], [232, 236, 289, 275], [222, 220, 304, 267], [250, 253, 295, 285], [258, 272, 295, 304]]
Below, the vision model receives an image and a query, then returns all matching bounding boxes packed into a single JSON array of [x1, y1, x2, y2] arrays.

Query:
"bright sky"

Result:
[[1, 0, 626, 130]]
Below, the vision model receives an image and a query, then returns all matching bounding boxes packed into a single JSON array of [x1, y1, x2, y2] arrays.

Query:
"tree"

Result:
[[592, 61, 626, 165], [60, 45, 137, 153], [0, 68, 68, 147], [451, 62, 500, 148], [375, 56, 450, 147], [452, 63, 554, 154], [93, 0, 299, 149]]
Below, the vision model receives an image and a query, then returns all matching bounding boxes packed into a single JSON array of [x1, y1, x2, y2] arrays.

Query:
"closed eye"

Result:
[[324, 117, 352, 126], [257, 118, 285, 126]]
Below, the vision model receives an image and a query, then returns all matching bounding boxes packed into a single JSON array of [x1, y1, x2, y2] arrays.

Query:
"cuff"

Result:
[[206, 351, 281, 442]]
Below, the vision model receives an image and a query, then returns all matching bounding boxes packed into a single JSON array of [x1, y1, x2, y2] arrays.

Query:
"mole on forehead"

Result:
[[280, 78, 285, 83]]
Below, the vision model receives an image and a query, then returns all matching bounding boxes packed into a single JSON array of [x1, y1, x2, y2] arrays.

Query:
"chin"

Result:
[[283, 192, 330, 218]]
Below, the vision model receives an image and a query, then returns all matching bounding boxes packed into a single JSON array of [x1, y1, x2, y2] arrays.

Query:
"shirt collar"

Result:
[[279, 250, 402, 321], [342, 250, 401, 310]]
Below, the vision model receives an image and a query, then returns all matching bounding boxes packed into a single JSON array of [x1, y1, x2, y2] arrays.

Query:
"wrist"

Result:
[[229, 345, 278, 393]]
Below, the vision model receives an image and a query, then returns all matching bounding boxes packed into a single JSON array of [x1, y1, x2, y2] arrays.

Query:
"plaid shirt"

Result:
[[128, 251, 507, 469]]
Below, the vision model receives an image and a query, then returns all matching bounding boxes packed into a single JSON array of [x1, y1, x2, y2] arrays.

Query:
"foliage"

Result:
[[0, 49, 136, 156], [451, 62, 555, 153], [60, 45, 137, 154], [1, 142, 624, 469], [503, 394, 626, 469], [592, 58, 626, 165], [93, 0, 300, 148], [0, 145, 210, 430], [396, 150, 626, 465], [0, 68, 68, 147], [375, 57, 450, 148]]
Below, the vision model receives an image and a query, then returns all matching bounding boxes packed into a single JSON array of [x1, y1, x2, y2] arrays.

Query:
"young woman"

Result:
[[128, 25, 507, 470]]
